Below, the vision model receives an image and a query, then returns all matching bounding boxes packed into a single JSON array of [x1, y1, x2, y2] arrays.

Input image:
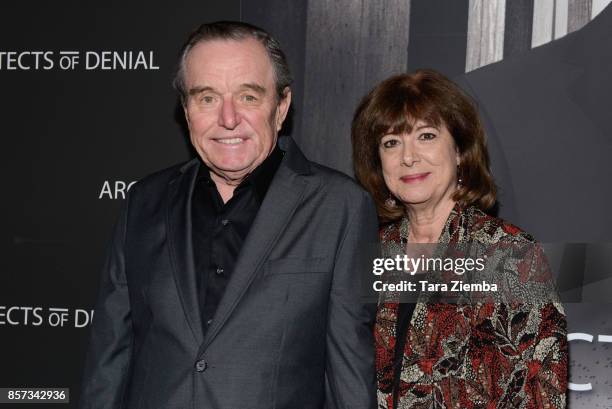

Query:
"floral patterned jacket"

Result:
[[375, 205, 568, 408]]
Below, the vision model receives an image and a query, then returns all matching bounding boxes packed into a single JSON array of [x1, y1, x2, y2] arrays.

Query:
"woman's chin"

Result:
[[397, 193, 433, 207]]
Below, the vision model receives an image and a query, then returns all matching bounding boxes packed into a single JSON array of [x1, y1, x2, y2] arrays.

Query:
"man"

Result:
[[79, 21, 378, 409]]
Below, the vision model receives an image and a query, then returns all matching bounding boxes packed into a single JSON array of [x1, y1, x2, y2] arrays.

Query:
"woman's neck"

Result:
[[405, 199, 456, 243]]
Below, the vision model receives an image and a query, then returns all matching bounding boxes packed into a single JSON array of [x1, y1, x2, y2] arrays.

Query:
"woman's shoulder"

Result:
[[376, 205, 540, 246], [464, 206, 537, 245]]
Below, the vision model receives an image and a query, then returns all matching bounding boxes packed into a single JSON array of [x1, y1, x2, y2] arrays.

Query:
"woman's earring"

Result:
[[457, 166, 463, 187], [385, 196, 397, 208]]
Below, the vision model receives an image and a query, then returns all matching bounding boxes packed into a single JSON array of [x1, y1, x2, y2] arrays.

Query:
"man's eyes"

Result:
[[196, 94, 259, 104], [198, 94, 217, 104], [241, 94, 258, 103]]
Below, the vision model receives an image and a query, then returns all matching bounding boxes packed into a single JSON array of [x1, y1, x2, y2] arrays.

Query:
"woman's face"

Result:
[[379, 119, 460, 209]]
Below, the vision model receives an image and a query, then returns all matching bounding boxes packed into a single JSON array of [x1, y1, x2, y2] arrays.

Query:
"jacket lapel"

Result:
[[166, 158, 204, 346], [200, 137, 313, 352]]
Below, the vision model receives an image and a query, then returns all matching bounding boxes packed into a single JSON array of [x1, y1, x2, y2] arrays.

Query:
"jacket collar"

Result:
[[167, 136, 314, 350], [383, 203, 471, 248]]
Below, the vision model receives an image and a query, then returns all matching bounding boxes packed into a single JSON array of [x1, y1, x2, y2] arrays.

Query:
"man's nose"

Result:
[[218, 96, 240, 129]]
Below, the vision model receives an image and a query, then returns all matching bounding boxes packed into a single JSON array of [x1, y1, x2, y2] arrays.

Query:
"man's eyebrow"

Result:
[[188, 85, 215, 96], [239, 83, 267, 94], [187, 84, 267, 96]]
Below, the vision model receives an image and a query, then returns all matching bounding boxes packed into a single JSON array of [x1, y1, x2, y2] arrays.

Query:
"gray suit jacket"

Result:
[[79, 136, 378, 409]]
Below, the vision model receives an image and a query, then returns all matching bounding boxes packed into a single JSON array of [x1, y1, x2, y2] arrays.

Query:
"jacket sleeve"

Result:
[[324, 191, 379, 409], [78, 195, 133, 409], [508, 242, 568, 408], [483, 240, 568, 408]]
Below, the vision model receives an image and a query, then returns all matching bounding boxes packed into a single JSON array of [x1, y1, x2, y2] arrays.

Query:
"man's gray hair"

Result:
[[174, 21, 293, 104]]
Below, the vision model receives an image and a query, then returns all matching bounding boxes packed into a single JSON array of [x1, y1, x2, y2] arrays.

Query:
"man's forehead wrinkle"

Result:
[[185, 64, 271, 88]]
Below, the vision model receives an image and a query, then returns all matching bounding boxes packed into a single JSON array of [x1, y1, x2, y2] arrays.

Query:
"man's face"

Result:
[[183, 38, 291, 185]]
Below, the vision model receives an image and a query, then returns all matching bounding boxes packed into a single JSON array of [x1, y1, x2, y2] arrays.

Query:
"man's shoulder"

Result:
[[129, 159, 197, 196], [307, 161, 369, 199], [280, 136, 367, 199]]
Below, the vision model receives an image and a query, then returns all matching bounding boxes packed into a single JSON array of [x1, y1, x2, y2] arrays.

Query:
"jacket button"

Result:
[[195, 359, 208, 372]]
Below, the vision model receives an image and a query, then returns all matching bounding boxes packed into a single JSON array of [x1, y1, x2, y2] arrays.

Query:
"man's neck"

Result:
[[210, 173, 239, 204], [205, 145, 284, 204]]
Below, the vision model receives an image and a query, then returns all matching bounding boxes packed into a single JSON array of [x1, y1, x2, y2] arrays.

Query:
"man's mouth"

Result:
[[215, 137, 244, 145]]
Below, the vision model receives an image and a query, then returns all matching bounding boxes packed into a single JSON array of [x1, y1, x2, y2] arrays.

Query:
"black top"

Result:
[[393, 302, 416, 408], [192, 146, 283, 335]]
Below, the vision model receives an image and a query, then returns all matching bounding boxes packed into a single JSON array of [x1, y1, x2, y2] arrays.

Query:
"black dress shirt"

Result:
[[192, 146, 283, 335]]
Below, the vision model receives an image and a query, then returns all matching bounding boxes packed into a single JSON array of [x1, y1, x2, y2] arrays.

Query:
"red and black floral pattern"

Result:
[[375, 205, 568, 408]]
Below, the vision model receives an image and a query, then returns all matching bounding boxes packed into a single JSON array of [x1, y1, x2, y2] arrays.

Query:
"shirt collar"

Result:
[[197, 145, 284, 201]]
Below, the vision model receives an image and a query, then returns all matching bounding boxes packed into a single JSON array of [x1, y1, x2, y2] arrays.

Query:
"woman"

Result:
[[352, 70, 567, 408]]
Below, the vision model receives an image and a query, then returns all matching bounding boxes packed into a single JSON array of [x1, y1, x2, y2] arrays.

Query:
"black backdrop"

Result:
[[1, 2, 239, 406], [2, 1, 611, 407]]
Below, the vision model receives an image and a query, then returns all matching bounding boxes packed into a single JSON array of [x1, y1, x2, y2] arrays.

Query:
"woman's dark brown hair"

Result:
[[352, 69, 496, 224]]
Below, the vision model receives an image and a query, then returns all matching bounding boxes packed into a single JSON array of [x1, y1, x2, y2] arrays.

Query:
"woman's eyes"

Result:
[[381, 132, 437, 148], [381, 139, 400, 148], [418, 132, 436, 141]]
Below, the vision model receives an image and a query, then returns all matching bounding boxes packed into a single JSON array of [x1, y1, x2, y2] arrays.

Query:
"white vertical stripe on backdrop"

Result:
[[532, 0, 555, 47], [554, 0, 569, 39], [532, 0, 611, 47], [591, 0, 612, 17], [466, 0, 506, 72]]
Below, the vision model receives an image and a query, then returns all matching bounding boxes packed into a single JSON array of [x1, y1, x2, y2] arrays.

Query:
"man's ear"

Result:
[[275, 87, 292, 131]]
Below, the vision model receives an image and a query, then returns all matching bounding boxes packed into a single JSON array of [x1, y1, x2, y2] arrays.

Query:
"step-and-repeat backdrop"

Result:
[[3, 1, 611, 407]]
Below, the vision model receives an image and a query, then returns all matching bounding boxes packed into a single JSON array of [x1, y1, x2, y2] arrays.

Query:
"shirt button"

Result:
[[195, 359, 208, 372], [221, 219, 230, 226], [216, 267, 224, 275], [206, 319, 213, 326]]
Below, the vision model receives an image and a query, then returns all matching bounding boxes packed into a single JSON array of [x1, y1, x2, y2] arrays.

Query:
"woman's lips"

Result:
[[400, 172, 430, 183]]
